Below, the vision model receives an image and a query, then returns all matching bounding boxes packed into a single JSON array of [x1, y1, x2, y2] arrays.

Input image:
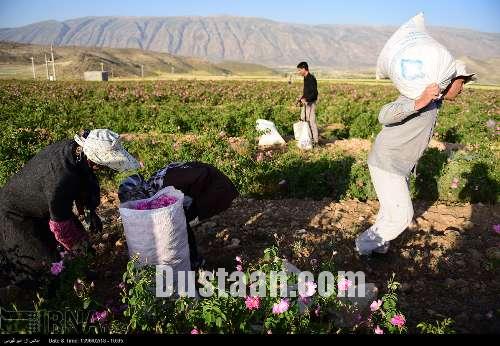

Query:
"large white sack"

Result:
[[256, 119, 286, 147], [293, 121, 313, 150], [376, 13, 457, 100], [119, 186, 191, 273]]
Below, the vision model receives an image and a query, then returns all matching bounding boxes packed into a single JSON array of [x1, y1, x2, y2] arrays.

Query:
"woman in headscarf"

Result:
[[0, 129, 140, 292]]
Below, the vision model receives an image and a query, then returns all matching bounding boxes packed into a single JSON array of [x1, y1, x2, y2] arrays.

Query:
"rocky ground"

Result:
[[93, 192, 500, 334]]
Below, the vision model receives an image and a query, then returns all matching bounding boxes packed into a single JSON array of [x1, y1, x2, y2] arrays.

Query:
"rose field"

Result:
[[0, 79, 499, 334]]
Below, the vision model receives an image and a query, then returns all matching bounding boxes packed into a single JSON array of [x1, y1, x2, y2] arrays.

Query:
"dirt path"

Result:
[[94, 193, 500, 333]]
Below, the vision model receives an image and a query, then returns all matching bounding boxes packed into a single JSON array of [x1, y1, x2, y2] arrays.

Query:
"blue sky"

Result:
[[0, 0, 499, 32]]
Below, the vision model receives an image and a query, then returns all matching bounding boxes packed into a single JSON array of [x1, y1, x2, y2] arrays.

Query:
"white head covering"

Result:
[[74, 129, 141, 172], [455, 60, 476, 83]]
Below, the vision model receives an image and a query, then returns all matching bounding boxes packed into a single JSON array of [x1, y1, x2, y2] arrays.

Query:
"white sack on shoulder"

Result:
[[376, 13, 457, 100]]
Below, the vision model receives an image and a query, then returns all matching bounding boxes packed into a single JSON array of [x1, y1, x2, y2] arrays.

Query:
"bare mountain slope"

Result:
[[1, 16, 499, 70]]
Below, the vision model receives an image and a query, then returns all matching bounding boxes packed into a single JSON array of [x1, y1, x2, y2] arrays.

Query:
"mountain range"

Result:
[[1, 16, 499, 70]]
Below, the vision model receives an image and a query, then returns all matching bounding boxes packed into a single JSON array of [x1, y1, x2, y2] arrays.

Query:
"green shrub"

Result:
[[348, 112, 381, 139], [417, 319, 456, 334], [438, 148, 499, 203]]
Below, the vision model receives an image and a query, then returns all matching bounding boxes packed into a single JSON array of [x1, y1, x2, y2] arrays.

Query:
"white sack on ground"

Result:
[[119, 186, 191, 273], [293, 121, 313, 150], [256, 119, 286, 147]]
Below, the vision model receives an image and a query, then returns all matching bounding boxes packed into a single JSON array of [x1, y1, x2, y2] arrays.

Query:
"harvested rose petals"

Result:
[[133, 195, 178, 210]]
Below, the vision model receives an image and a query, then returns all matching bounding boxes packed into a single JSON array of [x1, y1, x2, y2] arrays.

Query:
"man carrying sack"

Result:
[[355, 14, 477, 257], [356, 62, 475, 256]]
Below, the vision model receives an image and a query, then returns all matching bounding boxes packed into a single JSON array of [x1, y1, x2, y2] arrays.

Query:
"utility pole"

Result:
[[50, 44, 56, 81], [45, 54, 49, 80], [141, 64, 144, 78], [31, 57, 36, 79]]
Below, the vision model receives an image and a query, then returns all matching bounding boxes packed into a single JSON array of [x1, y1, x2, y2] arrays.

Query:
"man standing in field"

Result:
[[297, 62, 319, 145], [355, 61, 475, 256]]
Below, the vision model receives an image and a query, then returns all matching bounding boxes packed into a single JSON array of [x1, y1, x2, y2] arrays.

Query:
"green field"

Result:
[[1, 79, 498, 202]]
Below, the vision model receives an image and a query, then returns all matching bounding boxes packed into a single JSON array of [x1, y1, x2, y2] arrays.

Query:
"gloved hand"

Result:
[[49, 218, 89, 251]]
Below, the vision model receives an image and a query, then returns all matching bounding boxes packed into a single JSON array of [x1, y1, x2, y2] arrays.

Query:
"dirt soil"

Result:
[[93, 191, 500, 334]]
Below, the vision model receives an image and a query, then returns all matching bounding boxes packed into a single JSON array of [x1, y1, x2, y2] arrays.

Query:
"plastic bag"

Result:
[[119, 168, 193, 210], [119, 186, 191, 272], [256, 119, 286, 147], [376, 13, 457, 100], [118, 174, 149, 203], [293, 121, 313, 150]]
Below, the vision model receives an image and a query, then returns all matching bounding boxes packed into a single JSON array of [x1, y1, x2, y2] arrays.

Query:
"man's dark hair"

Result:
[[297, 62, 309, 70]]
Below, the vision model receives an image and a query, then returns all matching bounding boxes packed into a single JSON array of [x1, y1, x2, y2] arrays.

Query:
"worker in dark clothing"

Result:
[[0, 129, 140, 293], [296, 61, 319, 144], [118, 162, 239, 270]]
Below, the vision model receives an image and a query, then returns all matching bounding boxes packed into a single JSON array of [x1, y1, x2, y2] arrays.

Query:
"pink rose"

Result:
[[390, 314, 406, 327], [337, 278, 353, 291], [370, 300, 383, 312], [245, 296, 261, 311], [50, 261, 64, 276], [299, 281, 317, 298], [272, 299, 290, 315]]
